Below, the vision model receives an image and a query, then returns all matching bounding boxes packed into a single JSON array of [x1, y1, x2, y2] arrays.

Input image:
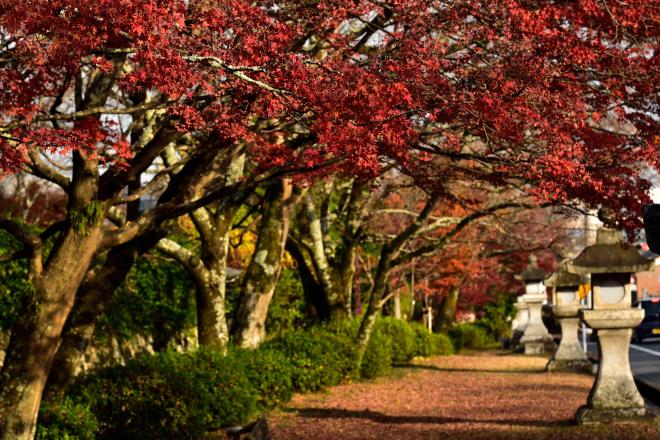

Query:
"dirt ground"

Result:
[[269, 352, 660, 439]]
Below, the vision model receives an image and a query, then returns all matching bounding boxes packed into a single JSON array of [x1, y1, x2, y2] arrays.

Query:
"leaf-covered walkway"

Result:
[[270, 353, 660, 439]]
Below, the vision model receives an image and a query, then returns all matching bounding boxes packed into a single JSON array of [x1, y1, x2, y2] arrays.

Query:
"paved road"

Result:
[[629, 338, 660, 391], [585, 336, 660, 391]]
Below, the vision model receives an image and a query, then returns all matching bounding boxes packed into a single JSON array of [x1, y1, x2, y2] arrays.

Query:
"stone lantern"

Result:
[[568, 228, 655, 424], [545, 262, 591, 373], [516, 256, 554, 354]]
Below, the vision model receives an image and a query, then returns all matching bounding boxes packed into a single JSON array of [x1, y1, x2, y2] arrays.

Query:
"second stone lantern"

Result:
[[545, 262, 591, 373], [516, 256, 554, 354], [568, 228, 655, 424], [511, 296, 529, 348]]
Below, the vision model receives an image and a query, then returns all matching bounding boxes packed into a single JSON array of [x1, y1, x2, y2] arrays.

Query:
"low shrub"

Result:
[[48, 318, 456, 438], [230, 347, 294, 410], [360, 323, 393, 379], [430, 333, 454, 356], [263, 326, 355, 392], [449, 323, 493, 351], [69, 349, 257, 439], [376, 317, 416, 364], [36, 398, 98, 440], [409, 322, 453, 357], [410, 322, 434, 356]]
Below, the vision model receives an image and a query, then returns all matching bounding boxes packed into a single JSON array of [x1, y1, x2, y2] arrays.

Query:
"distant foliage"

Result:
[[0, 231, 30, 331], [476, 296, 516, 341]]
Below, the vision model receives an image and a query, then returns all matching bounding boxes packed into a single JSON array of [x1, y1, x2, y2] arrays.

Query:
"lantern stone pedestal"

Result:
[[546, 305, 591, 373], [519, 294, 554, 355], [511, 298, 529, 350], [575, 308, 647, 424]]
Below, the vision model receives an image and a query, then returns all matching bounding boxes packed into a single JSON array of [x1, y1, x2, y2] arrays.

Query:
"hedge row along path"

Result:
[[270, 352, 660, 439]]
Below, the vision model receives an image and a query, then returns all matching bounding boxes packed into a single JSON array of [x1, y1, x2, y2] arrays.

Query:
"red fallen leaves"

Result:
[[270, 353, 660, 440]]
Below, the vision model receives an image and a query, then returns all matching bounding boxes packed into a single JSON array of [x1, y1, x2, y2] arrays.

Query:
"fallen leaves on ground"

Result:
[[269, 352, 660, 439]]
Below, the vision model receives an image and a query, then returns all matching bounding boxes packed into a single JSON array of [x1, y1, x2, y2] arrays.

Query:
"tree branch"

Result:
[[392, 202, 549, 266], [25, 146, 71, 190], [156, 237, 207, 279], [0, 217, 42, 275]]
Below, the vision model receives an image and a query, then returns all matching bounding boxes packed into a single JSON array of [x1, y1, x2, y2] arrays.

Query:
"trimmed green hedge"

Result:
[[262, 326, 355, 392], [38, 318, 453, 438], [360, 323, 393, 379], [377, 317, 416, 364], [65, 349, 257, 439], [449, 323, 494, 351], [410, 322, 454, 356], [36, 398, 98, 440], [230, 347, 294, 410]]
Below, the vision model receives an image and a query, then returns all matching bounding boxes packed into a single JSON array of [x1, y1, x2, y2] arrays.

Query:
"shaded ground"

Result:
[[270, 352, 660, 439]]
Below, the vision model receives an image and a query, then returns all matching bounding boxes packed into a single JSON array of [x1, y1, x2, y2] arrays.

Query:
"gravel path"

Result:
[[270, 352, 660, 439]]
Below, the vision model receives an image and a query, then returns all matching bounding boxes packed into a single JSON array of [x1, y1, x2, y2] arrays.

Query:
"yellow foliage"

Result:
[[230, 228, 295, 269], [578, 283, 591, 300]]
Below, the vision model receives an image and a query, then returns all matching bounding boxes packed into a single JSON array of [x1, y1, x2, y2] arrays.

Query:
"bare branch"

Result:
[[392, 202, 551, 266], [25, 148, 71, 190]]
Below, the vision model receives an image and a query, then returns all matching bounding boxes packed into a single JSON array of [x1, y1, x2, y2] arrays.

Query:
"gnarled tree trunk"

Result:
[[157, 148, 245, 350], [0, 148, 104, 439], [231, 179, 292, 348], [44, 232, 162, 398]]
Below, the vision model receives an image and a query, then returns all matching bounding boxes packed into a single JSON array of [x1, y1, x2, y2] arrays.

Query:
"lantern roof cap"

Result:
[[568, 228, 655, 275], [516, 255, 546, 281], [545, 262, 585, 288]]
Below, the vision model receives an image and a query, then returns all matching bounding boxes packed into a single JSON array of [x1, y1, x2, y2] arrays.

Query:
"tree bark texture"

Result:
[[288, 180, 370, 321], [437, 286, 459, 332], [231, 179, 291, 348], [44, 232, 161, 398], [0, 229, 103, 440]]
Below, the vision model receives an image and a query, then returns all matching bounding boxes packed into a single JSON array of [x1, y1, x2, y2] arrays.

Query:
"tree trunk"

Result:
[[437, 286, 459, 332], [44, 232, 161, 398], [285, 239, 331, 321], [0, 134, 109, 438], [334, 242, 358, 318], [156, 234, 231, 351], [355, 250, 392, 369], [0, 228, 102, 440], [159, 147, 243, 351], [300, 193, 338, 312], [354, 195, 439, 371], [194, 275, 229, 349], [231, 180, 291, 348], [393, 291, 401, 319]]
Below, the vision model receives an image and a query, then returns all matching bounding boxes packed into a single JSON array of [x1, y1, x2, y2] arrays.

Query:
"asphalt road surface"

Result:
[[629, 338, 660, 391]]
